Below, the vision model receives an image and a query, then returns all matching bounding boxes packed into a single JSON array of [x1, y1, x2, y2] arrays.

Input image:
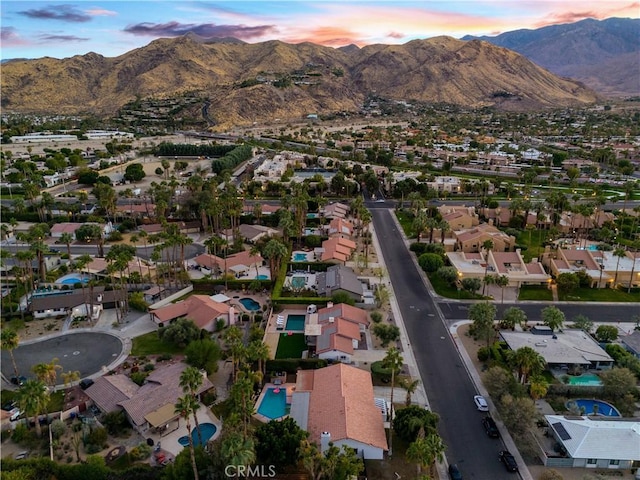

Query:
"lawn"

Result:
[[518, 285, 553, 301], [275, 333, 307, 359], [130, 331, 184, 356], [395, 210, 415, 239], [558, 287, 640, 302], [428, 272, 484, 300], [516, 228, 546, 263]]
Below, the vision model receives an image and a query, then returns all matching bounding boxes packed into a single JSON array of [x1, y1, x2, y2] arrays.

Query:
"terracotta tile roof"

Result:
[[525, 263, 546, 274], [150, 295, 229, 328], [193, 250, 262, 271], [304, 364, 388, 451], [318, 303, 368, 325], [51, 222, 84, 235], [140, 224, 164, 234]]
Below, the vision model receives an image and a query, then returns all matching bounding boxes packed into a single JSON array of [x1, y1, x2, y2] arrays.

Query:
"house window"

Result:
[[609, 460, 620, 466], [587, 459, 597, 465]]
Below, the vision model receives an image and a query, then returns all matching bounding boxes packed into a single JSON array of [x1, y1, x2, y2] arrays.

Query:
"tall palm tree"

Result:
[[180, 366, 204, 446], [412, 210, 428, 242], [59, 232, 74, 258], [481, 239, 494, 295], [495, 274, 510, 304], [1, 329, 20, 377], [17, 379, 49, 437], [382, 346, 403, 457], [406, 428, 445, 478], [247, 340, 270, 376], [32, 358, 62, 389], [612, 247, 627, 287], [175, 395, 200, 480], [263, 239, 288, 280]]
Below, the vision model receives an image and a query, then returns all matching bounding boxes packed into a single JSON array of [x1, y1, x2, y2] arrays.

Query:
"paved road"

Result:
[[371, 207, 517, 480], [1, 332, 123, 383], [439, 302, 640, 325], [8, 242, 205, 261]]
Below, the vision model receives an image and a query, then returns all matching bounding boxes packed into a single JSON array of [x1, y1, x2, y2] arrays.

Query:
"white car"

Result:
[[474, 395, 489, 412], [9, 408, 22, 421]]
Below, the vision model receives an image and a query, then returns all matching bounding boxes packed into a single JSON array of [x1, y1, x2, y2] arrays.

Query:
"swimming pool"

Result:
[[286, 314, 306, 331], [55, 274, 89, 285], [566, 399, 620, 417], [177, 422, 217, 447], [292, 252, 309, 262], [239, 298, 261, 311], [256, 388, 288, 420], [255, 274, 268, 280], [567, 374, 602, 386], [291, 276, 306, 289]]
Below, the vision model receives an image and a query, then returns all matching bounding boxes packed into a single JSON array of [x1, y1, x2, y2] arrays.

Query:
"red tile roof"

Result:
[[150, 295, 229, 329]]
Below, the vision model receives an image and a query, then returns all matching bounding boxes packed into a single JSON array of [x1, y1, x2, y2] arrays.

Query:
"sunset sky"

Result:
[[1, 1, 638, 59]]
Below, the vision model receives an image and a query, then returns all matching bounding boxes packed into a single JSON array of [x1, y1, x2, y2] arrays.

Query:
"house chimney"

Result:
[[329, 316, 334, 323], [320, 432, 331, 453], [327, 302, 334, 308]]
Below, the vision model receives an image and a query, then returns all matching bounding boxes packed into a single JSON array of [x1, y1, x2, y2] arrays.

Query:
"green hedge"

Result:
[[370, 360, 400, 382], [190, 278, 272, 292], [266, 358, 328, 373], [288, 262, 335, 272], [273, 297, 330, 306]]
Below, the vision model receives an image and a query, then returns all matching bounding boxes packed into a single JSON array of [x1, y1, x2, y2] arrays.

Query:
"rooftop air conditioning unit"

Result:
[[329, 317, 335, 323]]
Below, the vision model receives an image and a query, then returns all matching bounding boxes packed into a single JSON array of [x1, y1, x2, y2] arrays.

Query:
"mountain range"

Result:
[[463, 17, 639, 97], [3, 18, 636, 127]]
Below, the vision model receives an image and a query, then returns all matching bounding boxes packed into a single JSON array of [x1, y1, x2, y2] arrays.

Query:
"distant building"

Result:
[[315, 265, 363, 301]]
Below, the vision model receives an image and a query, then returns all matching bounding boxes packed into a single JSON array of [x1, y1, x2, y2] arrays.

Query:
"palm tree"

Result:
[[510, 346, 545, 384], [495, 274, 510, 304], [32, 358, 62, 389], [382, 346, 403, 457], [1, 329, 20, 377], [412, 211, 428, 242], [406, 428, 445, 478], [61, 370, 81, 388], [17, 379, 49, 437], [59, 232, 74, 258], [612, 247, 627, 287], [400, 377, 421, 406], [263, 238, 288, 280], [247, 340, 270, 376], [175, 395, 200, 480], [179, 366, 204, 446], [481, 239, 494, 295], [223, 326, 245, 380], [249, 244, 263, 280], [221, 431, 256, 477]]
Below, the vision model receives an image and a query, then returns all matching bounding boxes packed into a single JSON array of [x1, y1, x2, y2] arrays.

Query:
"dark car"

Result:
[[79, 378, 94, 390], [482, 415, 500, 438], [10, 375, 27, 386], [499, 450, 518, 472], [448, 464, 463, 480]]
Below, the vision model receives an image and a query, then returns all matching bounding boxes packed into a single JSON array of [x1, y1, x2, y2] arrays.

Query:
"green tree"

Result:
[[372, 323, 400, 347], [595, 325, 618, 343], [159, 318, 200, 347], [393, 405, 439, 442], [59, 232, 74, 258], [382, 347, 403, 457], [468, 302, 496, 347], [541, 306, 565, 332], [571, 314, 593, 334], [509, 346, 545, 384], [175, 395, 200, 480], [180, 366, 205, 447], [185, 339, 222, 374], [600, 367, 637, 400], [262, 238, 288, 279], [612, 247, 627, 286], [418, 252, 444, 273], [17, 379, 49, 437], [255, 417, 307, 471], [482, 366, 515, 401], [221, 431, 256, 476], [124, 163, 146, 182], [406, 429, 445, 478], [1, 329, 20, 377], [499, 394, 536, 437], [461, 277, 481, 294], [556, 272, 579, 293], [400, 377, 421, 406], [495, 274, 509, 303], [500, 307, 527, 330]]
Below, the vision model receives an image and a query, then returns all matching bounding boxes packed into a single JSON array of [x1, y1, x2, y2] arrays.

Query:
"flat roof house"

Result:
[[542, 415, 640, 469], [290, 363, 388, 460], [500, 328, 613, 371]]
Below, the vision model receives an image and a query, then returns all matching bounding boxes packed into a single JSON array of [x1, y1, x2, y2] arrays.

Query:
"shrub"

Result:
[[418, 253, 445, 273], [143, 363, 155, 372], [128, 292, 149, 312], [370, 311, 383, 324], [85, 426, 108, 448], [157, 353, 173, 362], [50, 419, 66, 439], [107, 231, 123, 242], [130, 371, 148, 386], [477, 347, 490, 362], [129, 443, 152, 461]]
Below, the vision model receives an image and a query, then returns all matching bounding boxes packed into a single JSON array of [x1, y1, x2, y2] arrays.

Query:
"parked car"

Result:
[[482, 415, 500, 438], [79, 378, 94, 390], [473, 395, 489, 412], [2, 401, 17, 411], [9, 408, 22, 422], [448, 463, 463, 480], [499, 450, 518, 472], [10, 375, 27, 386], [14, 451, 29, 460]]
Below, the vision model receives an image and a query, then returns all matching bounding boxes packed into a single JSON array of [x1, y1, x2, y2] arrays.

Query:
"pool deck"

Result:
[[253, 383, 296, 423], [147, 406, 221, 457]]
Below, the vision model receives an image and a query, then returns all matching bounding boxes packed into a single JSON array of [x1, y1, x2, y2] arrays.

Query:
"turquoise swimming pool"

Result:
[[255, 274, 268, 280], [567, 374, 602, 386], [291, 276, 306, 289], [257, 388, 289, 420], [293, 252, 308, 262], [239, 298, 260, 311], [286, 314, 305, 331], [178, 422, 217, 447]]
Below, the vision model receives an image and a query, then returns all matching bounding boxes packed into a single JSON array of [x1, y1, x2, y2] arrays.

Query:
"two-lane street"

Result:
[[371, 207, 517, 479]]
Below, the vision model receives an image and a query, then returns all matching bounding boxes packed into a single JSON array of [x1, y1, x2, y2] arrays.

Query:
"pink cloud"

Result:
[[1, 27, 31, 46], [387, 31, 404, 39], [85, 8, 118, 17]]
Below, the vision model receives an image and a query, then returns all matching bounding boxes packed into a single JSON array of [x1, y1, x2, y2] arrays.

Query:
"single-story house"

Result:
[[453, 223, 516, 253], [542, 415, 640, 469], [193, 250, 263, 278], [620, 331, 640, 359], [85, 362, 212, 435], [289, 363, 388, 460], [29, 287, 125, 320], [322, 202, 349, 219], [500, 328, 614, 371], [326, 218, 354, 238], [315, 265, 363, 302], [149, 294, 234, 330], [318, 237, 357, 263], [221, 224, 279, 244]]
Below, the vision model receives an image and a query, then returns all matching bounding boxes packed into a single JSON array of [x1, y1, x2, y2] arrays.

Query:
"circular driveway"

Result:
[[1, 332, 123, 385]]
